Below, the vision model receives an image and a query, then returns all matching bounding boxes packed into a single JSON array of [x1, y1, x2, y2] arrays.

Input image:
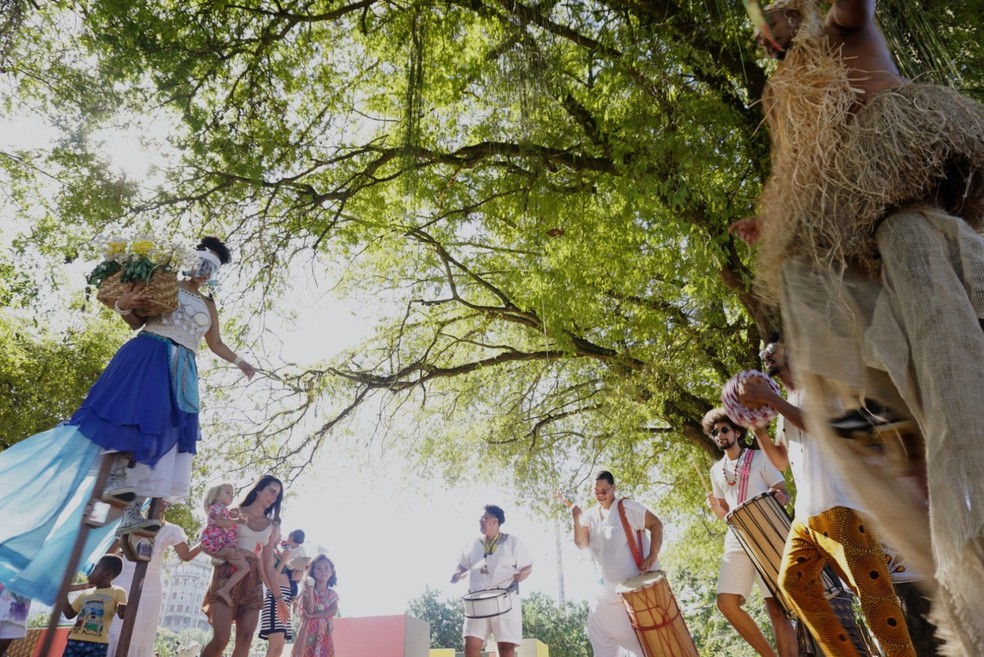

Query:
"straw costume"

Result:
[[752, 1, 984, 653]]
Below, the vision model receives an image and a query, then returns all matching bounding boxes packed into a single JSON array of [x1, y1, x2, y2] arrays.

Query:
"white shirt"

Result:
[[779, 389, 862, 519], [459, 534, 533, 593], [582, 498, 659, 601], [710, 448, 785, 550]]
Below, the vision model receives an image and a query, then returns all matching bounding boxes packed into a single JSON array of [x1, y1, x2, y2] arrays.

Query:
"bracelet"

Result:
[[234, 356, 243, 367], [114, 300, 132, 316]]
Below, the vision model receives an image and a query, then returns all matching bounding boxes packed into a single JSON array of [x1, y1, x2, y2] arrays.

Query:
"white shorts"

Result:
[[717, 548, 773, 600], [0, 620, 28, 640], [462, 593, 522, 646]]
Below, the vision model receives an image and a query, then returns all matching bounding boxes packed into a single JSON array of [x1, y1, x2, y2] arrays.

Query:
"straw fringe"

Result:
[[755, 8, 984, 300]]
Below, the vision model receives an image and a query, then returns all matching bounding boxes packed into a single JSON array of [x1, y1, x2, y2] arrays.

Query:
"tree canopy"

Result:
[[2, 0, 983, 572]]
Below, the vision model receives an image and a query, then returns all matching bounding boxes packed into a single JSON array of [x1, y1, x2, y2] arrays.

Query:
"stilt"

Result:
[[38, 454, 114, 657], [113, 497, 162, 657]]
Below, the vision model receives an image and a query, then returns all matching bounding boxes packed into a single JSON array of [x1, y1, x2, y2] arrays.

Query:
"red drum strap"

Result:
[[617, 499, 644, 570]]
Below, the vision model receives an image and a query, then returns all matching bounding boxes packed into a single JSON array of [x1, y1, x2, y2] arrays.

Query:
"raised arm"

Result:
[[753, 426, 790, 471]]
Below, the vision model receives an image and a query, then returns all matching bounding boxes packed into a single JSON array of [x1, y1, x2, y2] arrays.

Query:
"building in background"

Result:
[[159, 552, 212, 633]]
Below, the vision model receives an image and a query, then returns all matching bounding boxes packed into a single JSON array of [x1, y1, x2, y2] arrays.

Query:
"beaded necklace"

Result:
[[723, 449, 744, 487]]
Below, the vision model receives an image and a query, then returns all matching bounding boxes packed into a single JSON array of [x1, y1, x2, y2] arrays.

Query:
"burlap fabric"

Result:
[[781, 207, 984, 656], [751, 0, 984, 650]]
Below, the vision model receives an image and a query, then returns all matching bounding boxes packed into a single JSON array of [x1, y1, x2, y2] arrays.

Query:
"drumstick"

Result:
[[691, 457, 711, 493]]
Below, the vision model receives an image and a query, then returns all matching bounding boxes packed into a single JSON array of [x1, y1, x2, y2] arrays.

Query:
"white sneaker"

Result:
[[101, 465, 137, 507], [116, 501, 162, 536]]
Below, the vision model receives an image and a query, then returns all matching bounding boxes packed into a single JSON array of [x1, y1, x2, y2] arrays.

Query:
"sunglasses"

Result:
[[710, 426, 733, 437]]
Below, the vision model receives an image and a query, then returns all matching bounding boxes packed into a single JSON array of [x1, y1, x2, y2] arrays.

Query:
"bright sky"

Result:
[[267, 292, 603, 616]]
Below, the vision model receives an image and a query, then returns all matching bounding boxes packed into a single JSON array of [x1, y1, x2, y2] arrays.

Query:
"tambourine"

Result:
[[722, 369, 780, 428]]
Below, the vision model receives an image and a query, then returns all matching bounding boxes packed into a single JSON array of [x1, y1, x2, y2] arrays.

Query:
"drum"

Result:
[[616, 571, 699, 657], [721, 370, 781, 428], [725, 492, 842, 614], [462, 588, 512, 619]]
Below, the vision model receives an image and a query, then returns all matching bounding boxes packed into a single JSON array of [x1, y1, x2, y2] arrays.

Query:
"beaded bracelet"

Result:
[[114, 300, 132, 316]]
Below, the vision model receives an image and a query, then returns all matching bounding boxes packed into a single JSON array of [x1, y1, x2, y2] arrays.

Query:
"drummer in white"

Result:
[[571, 470, 663, 657], [703, 408, 797, 657], [450, 505, 533, 657]]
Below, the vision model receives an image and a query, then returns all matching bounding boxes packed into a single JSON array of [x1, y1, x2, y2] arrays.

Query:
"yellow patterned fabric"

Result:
[[779, 506, 915, 657]]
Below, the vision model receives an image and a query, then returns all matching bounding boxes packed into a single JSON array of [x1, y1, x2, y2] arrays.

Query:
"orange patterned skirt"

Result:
[[202, 552, 265, 622]]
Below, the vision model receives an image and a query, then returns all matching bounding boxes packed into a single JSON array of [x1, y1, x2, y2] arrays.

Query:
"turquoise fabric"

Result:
[[0, 425, 119, 603]]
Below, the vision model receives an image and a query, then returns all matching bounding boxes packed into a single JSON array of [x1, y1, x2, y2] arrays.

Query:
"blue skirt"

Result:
[[0, 333, 201, 603], [71, 332, 200, 465]]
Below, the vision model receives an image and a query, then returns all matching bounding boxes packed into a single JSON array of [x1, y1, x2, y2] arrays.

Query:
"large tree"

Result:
[[2, 0, 982, 533]]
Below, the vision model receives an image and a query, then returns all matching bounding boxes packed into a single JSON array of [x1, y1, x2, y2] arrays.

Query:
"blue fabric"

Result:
[[70, 333, 200, 464], [169, 342, 200, 413], [63, 639, 109, 657], [0, 425, 119, 604]]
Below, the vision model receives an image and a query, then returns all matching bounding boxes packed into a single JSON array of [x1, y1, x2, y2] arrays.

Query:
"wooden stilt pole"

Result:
[[38, 454, 114, 657], [114, 497, 161, 657]]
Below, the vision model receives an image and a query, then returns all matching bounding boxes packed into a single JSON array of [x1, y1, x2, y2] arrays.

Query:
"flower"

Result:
[[86, 235, 189, 289]]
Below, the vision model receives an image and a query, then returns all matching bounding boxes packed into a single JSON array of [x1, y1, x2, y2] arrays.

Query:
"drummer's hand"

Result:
[[769, 486, 789, 506], [570, 504, 582, 521], [641, 553, 659, 573], [738, 375, 779, 407], [450, 571, 463, 584]]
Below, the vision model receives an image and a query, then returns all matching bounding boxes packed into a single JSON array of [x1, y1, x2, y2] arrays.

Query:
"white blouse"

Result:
[[143, 288, 212, 353]]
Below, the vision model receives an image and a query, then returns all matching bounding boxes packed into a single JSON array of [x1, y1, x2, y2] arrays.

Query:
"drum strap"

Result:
[[617, 499, 645, 570], [737, 449, 755, 505]]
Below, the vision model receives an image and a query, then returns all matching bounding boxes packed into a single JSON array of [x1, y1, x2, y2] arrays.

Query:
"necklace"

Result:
[[483, 533, 502, 556], [723, 450, 743, 487]]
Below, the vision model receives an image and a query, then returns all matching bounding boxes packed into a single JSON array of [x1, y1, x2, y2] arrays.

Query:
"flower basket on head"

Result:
[[87, 237, 189, 316]]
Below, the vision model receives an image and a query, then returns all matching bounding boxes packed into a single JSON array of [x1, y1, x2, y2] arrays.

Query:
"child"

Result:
[[201, 483, 249, 606], [0, 582, 31, 657], [62, 555, 127, 657], [291, 555, 339, 657]]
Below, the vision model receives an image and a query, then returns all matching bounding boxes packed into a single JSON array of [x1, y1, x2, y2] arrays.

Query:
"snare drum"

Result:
[[726, 492, 842, 614], [462, 588, 512, 619], [616, 571, 699, 657]]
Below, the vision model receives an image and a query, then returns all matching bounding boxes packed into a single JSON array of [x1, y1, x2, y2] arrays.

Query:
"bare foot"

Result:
[[217, 589, 233, 607]]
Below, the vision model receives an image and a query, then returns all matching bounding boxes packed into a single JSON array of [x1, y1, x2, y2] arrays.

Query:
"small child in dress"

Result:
[[201, 483, 249, 606], [62, 555, 127, 657], [292, 555, 339, 657]]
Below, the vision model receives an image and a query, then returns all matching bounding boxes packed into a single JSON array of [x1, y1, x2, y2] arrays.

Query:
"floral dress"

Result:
[[200, 503, 237, 554], [291, 586, 339, 657]]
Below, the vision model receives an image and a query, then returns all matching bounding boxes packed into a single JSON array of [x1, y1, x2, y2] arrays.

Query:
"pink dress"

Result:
[[292, 587, 339, 657], [200, 503, 237, 554]]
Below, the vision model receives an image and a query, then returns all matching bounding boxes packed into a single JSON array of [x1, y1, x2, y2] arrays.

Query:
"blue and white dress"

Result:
[[0, 288, 212, 603]]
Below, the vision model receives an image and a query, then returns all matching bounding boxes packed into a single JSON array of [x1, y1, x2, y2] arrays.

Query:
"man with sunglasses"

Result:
[[702, 409, 796, 657], [739, 335, 915, 657]]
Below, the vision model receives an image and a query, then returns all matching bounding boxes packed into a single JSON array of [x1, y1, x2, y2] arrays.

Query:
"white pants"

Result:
[[587, 595, 643, 657]]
